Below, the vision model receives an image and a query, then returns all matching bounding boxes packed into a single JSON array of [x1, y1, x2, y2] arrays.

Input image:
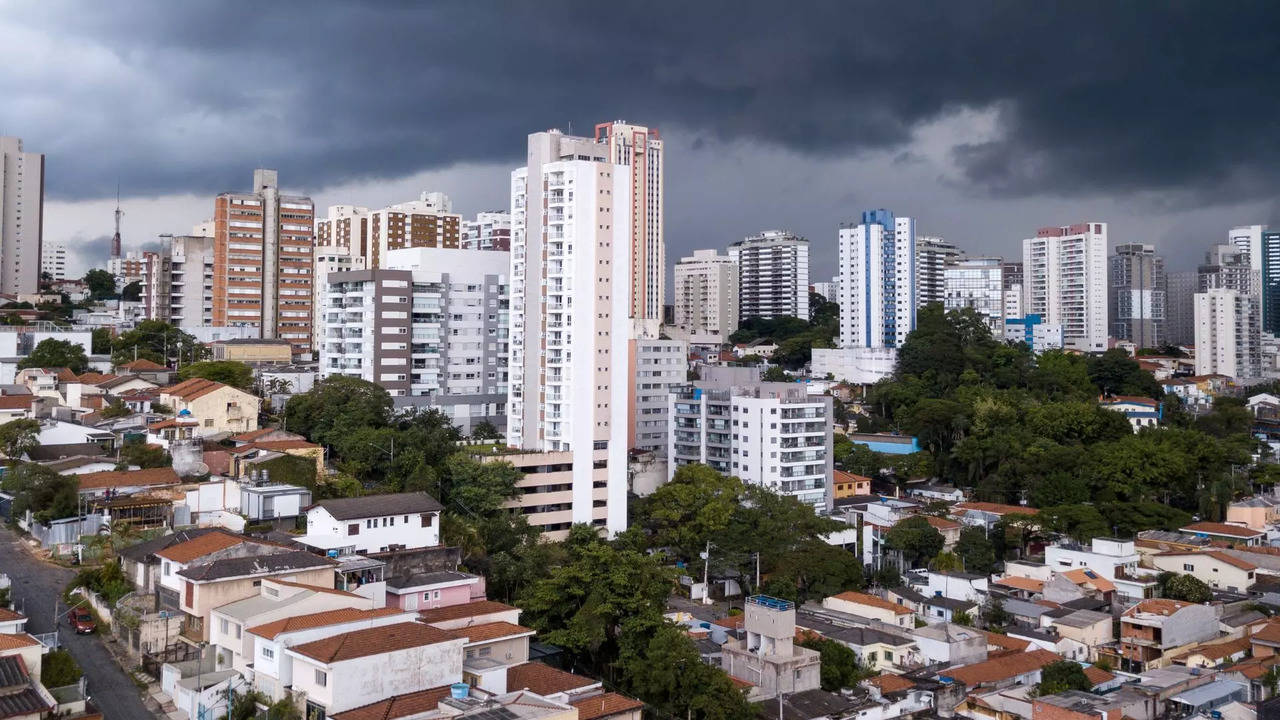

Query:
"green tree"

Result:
[[100, 401, 132, 419], [799, 635, 874, 691], [638, 464, 741, 558], [954, 526, 997, 575], [952, 610, 974, 627], [884, 515, 945, 568], [0, 419, 40, 462], [111, 320, 206, 366], [930, 551, 964, 573], [118, 437, 171, 469], [1163, 573, 1212, 602], [284, 376, 394, 447], [178, 360, 255, 390], [257, 454, 318, 490], [762, 543, 864, 604], [616, 618, 753, 720], [1039, 505, 1110, 543], [91, 327, 113, 355], [1, 463, 79, 523], [762, 365, 790, 382], [18, 338, 89, 373], [982, 596, 1012, 628], [470, 420, 501, 440], [41, 649, 82, 687], [83, 269, 116, 300], [1034, 660, 1092, 696], [1088, 348, 1163, 398], [120, 280, 143, 302]]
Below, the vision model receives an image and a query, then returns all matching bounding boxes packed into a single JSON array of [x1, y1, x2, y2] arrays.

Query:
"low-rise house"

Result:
[[941, 648, 1061, 691], [118, 527, 225, 594], [228, 439, 326, 480], [209, 338, 294, 364], [76, 467, 180, 499], [39, 454, 122, 476], [951, 501, 1038, 530], [1099, 395, 1162, 431], [1043, 569, 1116, 606], [904, 481, 966, 504], [1002, 598, 1055, 629], [1180, 521, 1265, 547], [455, 621, 537, 690], [568, 693, 644, 720], [1227, 494, 1280, 532], [919, 570, 989, 604], [991, 576, 1044, 600], [1152, 550, 1258, 593], [858, 674, 934, 720], [504, 662, 601, 702], [158, 378, 259, 435], [832, 470, 871, 499], [297, 492, 443, 556], [721, 596, 821, 702], [910, 622, 986, 667], [285, 621, 467, 717], [920, 595, 976, 625], [1248, 619, 1280, 657], [1170, 637, 1251, 669], [0, 654, 53, 718], [0, 395, 34, 422], [418, 600, 522, 632], [821, 591, 914, 628], [1111, 599, 1220, 673], [798, 624, 917, 674], [0, 609, 27, 636], [116, 359, 175, 385], [385, 570, 483, 612], [924, 515, 963, 549], [1049, 610, 1113, 661]]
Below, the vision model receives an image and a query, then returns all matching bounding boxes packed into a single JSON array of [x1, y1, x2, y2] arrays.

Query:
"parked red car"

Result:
[[69, 608, 95, 634]]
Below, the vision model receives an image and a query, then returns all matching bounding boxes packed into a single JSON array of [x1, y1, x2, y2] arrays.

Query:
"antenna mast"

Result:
[[111, 185, 123, 259]]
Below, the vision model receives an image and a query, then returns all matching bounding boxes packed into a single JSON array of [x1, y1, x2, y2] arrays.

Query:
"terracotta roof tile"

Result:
[[331, 686, 453, 720], [161, 377, 239, 401], [982, 631, 1031, 652], [120, 359, 167, 371], [77, 467, 180, 492], [864, 674, 915, 694], [154, 531, 248, 563], [954, 502, 1039, 516], [455, 621, 535, 644], [1061, 568, 1117, 593], [994, 577, 1044, 593], [946, 649, 1061, 686], [247, 607, 408, 640], [267, 579, 362, 598], [0, 634, 38, 651], [1158, 550, 1258, 571], [834, 470, 872, 485], [1170, 636, 1251, 663], [924, 515, 961, 531], [1181, 522, 1263, 538], [505, 662, 599, 695], [0, 396, 32, 410], [1083, 665, 1115, 686], [1124, 599, 1191, 617], [1250, 620, 1280, 645], [571, 693, 644, 720], [289, 622, 460, 664], [416, 600, 517, 625], [828, 591, 913, 615]]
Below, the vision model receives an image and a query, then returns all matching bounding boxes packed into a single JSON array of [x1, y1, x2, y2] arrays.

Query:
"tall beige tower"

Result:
[[595, 122, 663, 324], [0, 137, 44, 295]]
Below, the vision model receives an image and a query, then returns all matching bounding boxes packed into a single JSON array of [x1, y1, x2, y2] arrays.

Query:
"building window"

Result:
[[421, 514, 434, 527], [348, 524, 359, 536], [262, 647, 274, 659], [1183, 563, 1193, 572], [163, 561, 171, 576], [315, 669, 328, 687]]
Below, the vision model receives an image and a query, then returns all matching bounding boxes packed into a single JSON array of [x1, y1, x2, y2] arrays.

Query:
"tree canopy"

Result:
[[0, 419, 40, 462], [2, 463, 78, 523], [1035, 661, 1093, 696], [83, 269, 115, 300], [178, 360, 255, 390], [18, 338, 89, 374], [884, 515, 944, 568], [111, 321, 206, 366]]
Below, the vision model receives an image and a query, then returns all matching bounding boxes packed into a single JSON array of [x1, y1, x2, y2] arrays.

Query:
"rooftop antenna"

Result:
[[111, 184, 123, 259]]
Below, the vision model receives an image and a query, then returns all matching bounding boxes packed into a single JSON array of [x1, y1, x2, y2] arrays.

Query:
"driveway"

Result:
[[0, 527, 155, 720]]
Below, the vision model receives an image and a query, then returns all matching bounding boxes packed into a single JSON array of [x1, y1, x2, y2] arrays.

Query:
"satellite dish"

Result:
[[192, 463, 210, 476]]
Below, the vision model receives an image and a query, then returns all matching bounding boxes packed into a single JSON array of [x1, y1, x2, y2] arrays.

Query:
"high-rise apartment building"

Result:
[[1262, 231, 1280, 336], [838, 210, 916, 349], [212, 169, 315, 358], [314, 204, 370, 261], [462, 212, 511, 251], [158, 234, 216, 327], [812, 279, 838, 305], [1164, 271, 1198, 346], [108, 251, 148, 283], [1022, 223, 1108, 352], [673, 249, 739, 343], [1194, 288, 1260, 379], [1199, 244, 1253, 294], [313, 245, 365, 343], [0, 137, 43, 295], [41, 242, 66, 281], [668, 367, 833, 509], [595, 122, 664, 322], [507, 129, 630, 535], [915, 235, 959, 308], [320, 247, 509, 433], [1109, 243, 1165, 349], [1002, 261, 1024, 320], [629, 338, 687, 455], [1229, 224, 1266, 284], [315, 193, 462, 269], [944, 257, 1005, 333], [730, 231, 810, 321]]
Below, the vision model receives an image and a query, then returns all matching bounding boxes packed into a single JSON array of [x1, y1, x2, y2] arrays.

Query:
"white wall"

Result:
[[290, 636, 466, 714]]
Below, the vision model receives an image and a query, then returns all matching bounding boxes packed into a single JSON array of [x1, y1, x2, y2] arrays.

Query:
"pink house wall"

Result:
[[387, 583, 474, 610]]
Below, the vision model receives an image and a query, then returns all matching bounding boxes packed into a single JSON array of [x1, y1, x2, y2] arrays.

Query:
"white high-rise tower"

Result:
[[0, 137, 43, 295], [838, 210, 916, 349], [1022, 222, 1109, 352]]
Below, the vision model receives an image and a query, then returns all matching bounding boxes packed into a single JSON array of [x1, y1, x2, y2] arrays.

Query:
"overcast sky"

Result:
[[5, 1, 1280, 281]]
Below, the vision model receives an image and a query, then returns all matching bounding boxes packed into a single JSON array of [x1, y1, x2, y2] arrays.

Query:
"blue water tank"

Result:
[[451, 683, 470, 699]]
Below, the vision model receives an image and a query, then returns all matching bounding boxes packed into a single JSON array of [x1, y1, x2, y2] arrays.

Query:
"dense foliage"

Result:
[[1034, 660, 1092, 696], [2, 463, 78, 522], [178, 360, 255, 390], [111, 321, 207, 366], [847, 303, 1260, 529], [729, 293, 838, 370], [18, 338, 89, 373], [799, 635, 874, 691], [0, 419, 39, 462]]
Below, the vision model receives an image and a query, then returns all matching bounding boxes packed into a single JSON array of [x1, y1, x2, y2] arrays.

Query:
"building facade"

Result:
[[1164, 270, 1198, 346], [1194, 288, 1261, 379], [41, 242, 66, 281], [212, 169, 315, 357], [1261, 231, 1280, 336], [462, 212, 511, 251], [0, 137, 43, 295], [595, 122, 664, 323], [1022, 222, 1108, 352], [507, 129, 630, 535], [944, 257, 1005, 334], [729, 231, 810, 321], [672, 249, 739, 343], [312, 245, 364, 347], [1109, 243, 1166, 349], [629, 338, 687, 454], [916, 235, 959, 309], [320, 247, 509, 433], [145, 234, 216, 327], [668, 368, 833, 509], [838, 210, 916, 349], [1199, 243, 1253, 295]]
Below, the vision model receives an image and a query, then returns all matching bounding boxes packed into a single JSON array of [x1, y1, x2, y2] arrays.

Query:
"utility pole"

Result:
[[702, 540, 711, 605]]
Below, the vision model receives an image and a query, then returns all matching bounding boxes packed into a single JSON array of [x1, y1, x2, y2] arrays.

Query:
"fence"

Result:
[[23, 513, 107, 549], [71, 586, 114, 626], [142, 643, 200, 680]]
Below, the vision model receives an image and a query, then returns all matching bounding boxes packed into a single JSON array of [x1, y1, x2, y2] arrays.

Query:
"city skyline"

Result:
[[7, 3, 1280, 280]]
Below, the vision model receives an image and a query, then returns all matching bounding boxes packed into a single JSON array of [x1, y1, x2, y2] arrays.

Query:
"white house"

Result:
[[1099, 395, 1162, 431], [297, 492, 443, 556], [920, 570, 989, 604], [822, 591, 915, 628], [1152, 551, 1258, 593]]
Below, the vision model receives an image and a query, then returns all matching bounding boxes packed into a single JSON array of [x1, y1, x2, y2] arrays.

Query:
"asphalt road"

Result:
[[0, 527, 154, 720]]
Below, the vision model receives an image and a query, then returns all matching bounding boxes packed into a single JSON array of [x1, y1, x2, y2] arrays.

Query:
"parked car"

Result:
[[69, 608, 95, 634]]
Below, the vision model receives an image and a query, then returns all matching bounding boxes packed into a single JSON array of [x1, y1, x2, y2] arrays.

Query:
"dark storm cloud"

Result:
[[5, 1, 1280, 205]]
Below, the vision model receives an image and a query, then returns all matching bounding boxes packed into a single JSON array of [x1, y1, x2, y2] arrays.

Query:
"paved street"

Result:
[[0, 528, 154, 720]]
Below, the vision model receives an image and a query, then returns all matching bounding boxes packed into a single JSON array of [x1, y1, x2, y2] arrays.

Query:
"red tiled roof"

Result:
[[1157, 550, 1258, 571], [416, 600, 517, 625], [954, 502, 1039, 516], [0, 608, 25, 623], [570, 693, 644, 720], [983, 631, 1031, 652], [834, 469, 871, 485], [506, 662, 599, 695], [1124, 599, 1191, 617], [161, 377, 239, 401], [994, 577, 1044, 593], [865, 674, 915, 694], [77, 467, 180, 492], [828, 591, 913, 615], [1181, 522, 1263, 539], [924, 515, 961, 531], [119, 359, 167, 371], [266, 579, 362, 598], [155, 531, 248, 563], [1061, 568, 1116, 593], [289, 622, 459, 664], [331, 686, 453, 720], [0, 396, 33, 410], [76, 373, 118, 385], [1100, 395, 1159, 407], [946, 649, 1061, 686], [1250, 620, 1280, 645], [0, 634, 39, 651], [247, 607, 407, 640], [1170, 636, 1251, 663], [455, 621, 535, 644], [1083, 665, 1115, 686]]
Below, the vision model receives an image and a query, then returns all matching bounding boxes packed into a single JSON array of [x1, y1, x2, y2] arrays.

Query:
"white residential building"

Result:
[[319, 246, 509, 432], [296, 492, 443, 556], [507, 129, 631, 535], [916, 235, 959, 309], [812, 279, 838, 304], [595, 121, 665, 323], [729, 231, 810, 320], [315, 194, 462, 270], [41, 242, 66, 281], [668, 368, 832, 509], [944, 257, 1005, 334], [147, 234, 216, 326], [838, 210, 916, 349], [1022, 222, 1109, 352], [0, 136, 43, 295], [1195, 288, 1261, 379], [673, 249, 739, 343], [1229, 224, 1266, 293], [312, 244, 364, 352], [462, 211, 511, 251], [630, 338, 687, 454]]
